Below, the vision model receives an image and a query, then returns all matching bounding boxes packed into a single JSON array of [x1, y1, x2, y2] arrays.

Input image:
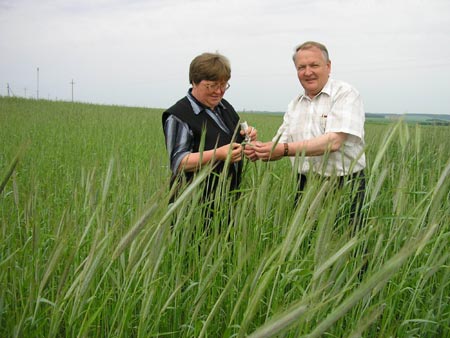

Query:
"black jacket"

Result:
[[162, 96, 244, 200]]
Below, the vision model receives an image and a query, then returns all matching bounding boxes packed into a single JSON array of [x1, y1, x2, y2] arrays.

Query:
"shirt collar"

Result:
[[298, 78, 332, 102], [187, 88, 226, 115]]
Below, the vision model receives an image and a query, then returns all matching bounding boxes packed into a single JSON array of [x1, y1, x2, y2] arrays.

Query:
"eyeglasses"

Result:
[[202, 82, 230, 92]]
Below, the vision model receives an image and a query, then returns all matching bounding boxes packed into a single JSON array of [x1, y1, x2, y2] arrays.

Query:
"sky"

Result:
[[1, 0, 450, 115]]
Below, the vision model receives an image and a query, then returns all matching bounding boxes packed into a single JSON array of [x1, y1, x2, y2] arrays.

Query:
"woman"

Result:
[[162, 52, 256, 203]]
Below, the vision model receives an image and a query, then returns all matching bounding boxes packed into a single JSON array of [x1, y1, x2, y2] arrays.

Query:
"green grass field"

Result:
[[1, 97, 449, 337]]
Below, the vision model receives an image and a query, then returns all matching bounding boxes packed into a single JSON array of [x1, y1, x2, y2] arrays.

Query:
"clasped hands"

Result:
[[243, 141, 284, 162], [218, 126, 283, 163]]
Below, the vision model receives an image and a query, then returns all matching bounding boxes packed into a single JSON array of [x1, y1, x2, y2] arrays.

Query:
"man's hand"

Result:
[[253, 141, 284, 161]]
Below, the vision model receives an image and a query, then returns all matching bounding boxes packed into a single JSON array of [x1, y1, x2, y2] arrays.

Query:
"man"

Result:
[[253, 41, 366, 227], [162, 52, 256, 203]]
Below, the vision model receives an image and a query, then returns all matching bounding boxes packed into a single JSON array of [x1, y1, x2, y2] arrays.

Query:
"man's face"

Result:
[[191, 80, 229, 109], [294, 46, 331, 98]]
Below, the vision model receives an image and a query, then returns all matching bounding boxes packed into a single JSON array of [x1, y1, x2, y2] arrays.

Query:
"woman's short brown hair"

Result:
[[189, 52, 231, 85]]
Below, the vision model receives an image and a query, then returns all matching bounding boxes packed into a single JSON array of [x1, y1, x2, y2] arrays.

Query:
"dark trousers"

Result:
[[296, 170, 366, 232]]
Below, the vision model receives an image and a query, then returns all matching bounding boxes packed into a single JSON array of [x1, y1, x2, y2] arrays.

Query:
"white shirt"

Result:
[[274, 78, 366, 176]]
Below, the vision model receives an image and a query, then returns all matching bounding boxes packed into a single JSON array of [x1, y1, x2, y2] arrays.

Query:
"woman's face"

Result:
[[191, 80, 230, 109]]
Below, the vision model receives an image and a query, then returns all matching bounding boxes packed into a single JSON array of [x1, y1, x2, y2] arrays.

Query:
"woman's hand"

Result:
[[240, 125, 258, 161], [217, 143, 243, 162], [243, 143, 258, 162]]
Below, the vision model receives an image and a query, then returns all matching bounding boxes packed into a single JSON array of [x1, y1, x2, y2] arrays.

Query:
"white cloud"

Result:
[[1, 0, 449, 113]]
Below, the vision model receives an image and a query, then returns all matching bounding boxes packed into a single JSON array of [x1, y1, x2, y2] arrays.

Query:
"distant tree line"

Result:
[[419, 119, 450, 126]]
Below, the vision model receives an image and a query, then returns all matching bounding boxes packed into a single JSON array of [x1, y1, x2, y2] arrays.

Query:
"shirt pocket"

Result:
[[310, 114, 327, 135], [320, 114, 327, 132]]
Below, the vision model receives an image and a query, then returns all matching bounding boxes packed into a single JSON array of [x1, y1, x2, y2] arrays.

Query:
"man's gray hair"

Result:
[[292, 41, 330, 62]]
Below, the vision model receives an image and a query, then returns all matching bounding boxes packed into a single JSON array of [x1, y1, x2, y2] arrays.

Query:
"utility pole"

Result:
[[7, 83, 15, 97], [7, 83, 10, 96], [37, 67, 40, 99], [70, 79, 75, 102]]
